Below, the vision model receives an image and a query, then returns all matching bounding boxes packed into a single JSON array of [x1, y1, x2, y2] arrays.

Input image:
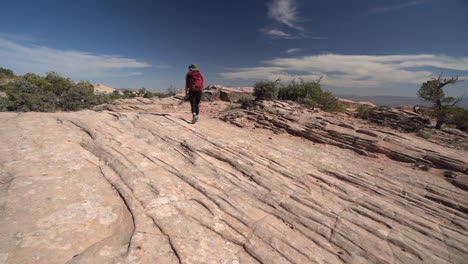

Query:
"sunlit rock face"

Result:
[[1, 96, 467, 264]]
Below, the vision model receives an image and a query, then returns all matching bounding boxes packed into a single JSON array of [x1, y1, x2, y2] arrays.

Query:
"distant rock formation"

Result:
[[93, 83, 122, 94], [337, 98, 376, 109]]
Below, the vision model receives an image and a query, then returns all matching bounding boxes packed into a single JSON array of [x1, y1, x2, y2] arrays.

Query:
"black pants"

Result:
[[189, 90, 202, 115]]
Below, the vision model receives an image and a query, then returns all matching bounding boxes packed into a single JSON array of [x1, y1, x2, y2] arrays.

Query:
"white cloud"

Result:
[[285, 48, 302, 54], [219, 54, 468, 88], [370, 0, 427, 14], [0, 37, 151, 80], [267, 0, 302, 31], [260, 28, 294, 39]]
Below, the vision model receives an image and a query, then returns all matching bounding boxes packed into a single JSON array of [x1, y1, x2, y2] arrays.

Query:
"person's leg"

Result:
[[195, 91, 202, 115], [189, 90, 196, 115]]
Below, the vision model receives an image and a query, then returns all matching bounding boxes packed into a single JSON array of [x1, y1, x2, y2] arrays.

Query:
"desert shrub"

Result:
[[3, 72, 117, 112], [254, 81, 279, 101], [0, 97, 13, 111], [373, 105, 391, 111], [110, 90, 122, 99], [318, 91, 345, 112], [58, 81, 96, 111], [166, 85, 177, 96], [302, 97, 317, 108], [136, 87, 147, 97], [356, 105, 373, 119], [238, 94, 255, 109], [143, 91, 155, 98], [277, 79, 343, 112], [444, 124, 457, 129], [417, 129, 432, 139], [0, 68, 14, 79], [5, 74, 57, 112], [122, 89, 137, 98], [447, 107, 468, 132], [278, 79, 321, 102], [153, 92, 172, 98]]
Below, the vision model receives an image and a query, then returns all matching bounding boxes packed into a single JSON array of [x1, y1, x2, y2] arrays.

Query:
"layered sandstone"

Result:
[[0, 96, 467, 264]]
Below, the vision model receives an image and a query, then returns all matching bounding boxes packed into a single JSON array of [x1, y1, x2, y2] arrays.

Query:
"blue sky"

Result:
[[1, 0, 467, 96]]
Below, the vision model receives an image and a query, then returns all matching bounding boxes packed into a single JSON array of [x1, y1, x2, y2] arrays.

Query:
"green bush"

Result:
[[143, 91, 155, 98], [444, 107, 468, 132], [0, 68, 15, 79], [356, 105, 373, 119], [2, 72, 118, 112], [136, 87, 147, 97], [278, 79, 321, 102], [277, 79, 343, 112], [254, 81, 279, 101], [302, 97, 317, 108], [0, 97, 13, 112], [238, 94, 255, 109], [122, 89, 137, 98], [318, 91, 345, 112]]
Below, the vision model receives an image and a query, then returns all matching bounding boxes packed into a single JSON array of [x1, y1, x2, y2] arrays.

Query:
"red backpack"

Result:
[[187, 70, 204, 91]]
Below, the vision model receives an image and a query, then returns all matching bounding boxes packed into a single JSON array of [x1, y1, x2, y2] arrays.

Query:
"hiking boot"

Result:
[[192, 114, 198, 124]]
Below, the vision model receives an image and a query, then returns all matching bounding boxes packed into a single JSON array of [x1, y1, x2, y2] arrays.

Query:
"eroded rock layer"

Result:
[[0, 100, 467, 263]]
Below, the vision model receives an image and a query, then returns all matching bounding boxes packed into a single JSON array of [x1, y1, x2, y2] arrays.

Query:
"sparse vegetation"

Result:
[[122, 89, 137, 98], [355, 105, 392, 120], [446, 107, 468, 132], [253, 78, 344, 112], [278, 79, 343, 112], [0, 68, 15, 79], [417, 74, 464, 129], [356, 105, 374, 119], [238, 94, 255, 109], [0, 68, 16, 91], [1, 72, 119, 112], [166, 85, 177, 96], [143, 91, 155, 98], [253, 81, 279, 101], [417, 129, 432, 139]]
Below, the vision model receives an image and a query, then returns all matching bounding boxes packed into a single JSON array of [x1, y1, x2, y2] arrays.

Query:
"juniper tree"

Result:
[[417, 74, 464, 129]]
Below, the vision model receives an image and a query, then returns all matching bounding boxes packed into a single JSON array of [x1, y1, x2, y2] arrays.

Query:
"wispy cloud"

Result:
[[267, 0, 302, 30], [370, 0, 427, 14], [285, 48, 303, 54], [262, 0, 312, 39], [220, 54, 468, 88], [0, 37, 151, 80], [260, 28, 294, 39]]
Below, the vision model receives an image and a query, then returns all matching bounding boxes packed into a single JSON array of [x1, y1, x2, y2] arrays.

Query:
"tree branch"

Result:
[[448, 92, 465, 107]]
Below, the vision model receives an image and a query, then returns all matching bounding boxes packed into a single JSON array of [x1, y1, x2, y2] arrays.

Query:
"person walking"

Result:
[[185, 64, 204, 124]]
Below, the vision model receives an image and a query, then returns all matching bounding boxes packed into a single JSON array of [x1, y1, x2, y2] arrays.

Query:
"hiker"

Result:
[[185, 64, 204, 124]]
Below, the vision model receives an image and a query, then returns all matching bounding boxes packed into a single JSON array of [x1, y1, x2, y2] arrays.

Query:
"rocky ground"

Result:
[[0, 92, 467, 264]]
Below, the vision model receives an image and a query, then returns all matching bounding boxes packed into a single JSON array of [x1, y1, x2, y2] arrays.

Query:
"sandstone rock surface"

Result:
[[94, 83, 121, 95], [1, 98, 467, 264], [203, 85, 254, 102]]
